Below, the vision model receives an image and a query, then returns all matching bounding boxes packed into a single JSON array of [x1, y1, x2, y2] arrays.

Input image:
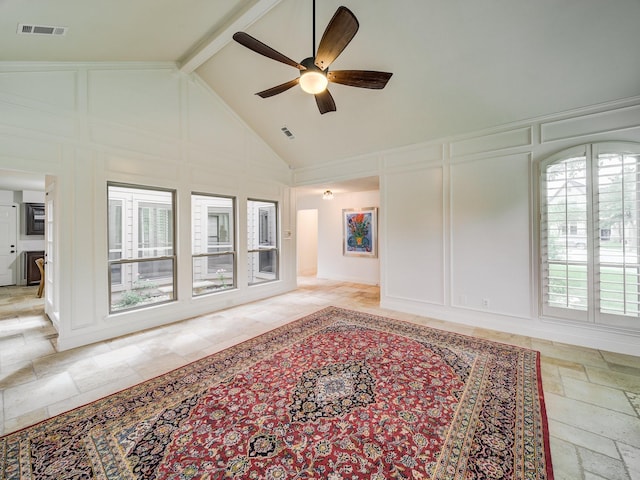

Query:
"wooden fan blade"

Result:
[[314, 7, 359, 71], [256, 78, 300, 98], [315, 89, 336, 114], [328, 70, 393, 89], [233, 32, 306, 70]]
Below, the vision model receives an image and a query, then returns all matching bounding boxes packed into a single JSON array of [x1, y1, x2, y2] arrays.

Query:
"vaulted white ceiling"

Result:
[[2, 0, 640, 172]]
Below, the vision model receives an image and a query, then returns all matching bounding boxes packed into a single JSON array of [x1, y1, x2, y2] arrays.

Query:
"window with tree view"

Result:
[[541, 143, 640, 329], [108, 184, 176, 313]]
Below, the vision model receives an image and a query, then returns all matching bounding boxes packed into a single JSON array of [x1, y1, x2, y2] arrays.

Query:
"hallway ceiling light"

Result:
[[322, 190, 333, 200]]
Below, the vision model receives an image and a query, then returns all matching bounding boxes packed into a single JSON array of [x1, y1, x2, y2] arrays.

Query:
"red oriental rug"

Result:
[[0, 307, 554, 479]]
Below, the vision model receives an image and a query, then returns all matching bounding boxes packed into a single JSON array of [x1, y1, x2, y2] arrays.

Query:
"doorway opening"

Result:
[[297, 209, 318, 277], [294, 176, 381, 286], [0, 170, 56, 330]]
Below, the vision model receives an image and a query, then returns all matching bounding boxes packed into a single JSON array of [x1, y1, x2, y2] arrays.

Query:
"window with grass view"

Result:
[[191, 193, 235, 296], [108, 183, 176, 313], [541, 143, 640, 329], [247, 199, 278, 285]]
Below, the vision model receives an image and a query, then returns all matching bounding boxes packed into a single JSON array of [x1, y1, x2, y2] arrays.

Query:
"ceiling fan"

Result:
[[232, 2, 393, 114]]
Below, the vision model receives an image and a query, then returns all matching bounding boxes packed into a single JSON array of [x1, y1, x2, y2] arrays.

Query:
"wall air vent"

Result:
[[281, 126, 295, 140], [17, 23, 68, 36]]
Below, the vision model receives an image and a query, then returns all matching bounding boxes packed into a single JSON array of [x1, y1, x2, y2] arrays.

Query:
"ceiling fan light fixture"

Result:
[[233, 5, 392, 113], [299, 70, 328, 94]]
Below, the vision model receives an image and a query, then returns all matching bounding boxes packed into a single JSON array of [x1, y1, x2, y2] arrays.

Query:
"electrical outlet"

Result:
[[482, 298, 490, 308]]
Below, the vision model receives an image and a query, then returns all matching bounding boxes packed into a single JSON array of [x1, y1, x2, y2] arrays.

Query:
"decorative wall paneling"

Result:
[[0, 63, 293, 350], [450, 127, 532, 159], [449, 153, 532, 318], [383, 166, 444, 304], [293, 98, 640, 355], [541, 103, 640, 143], [0, 130, 63, 167], [293, 153, 382, 187]]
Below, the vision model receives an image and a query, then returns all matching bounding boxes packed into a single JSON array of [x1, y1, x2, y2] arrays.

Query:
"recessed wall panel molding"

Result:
[[246, 135, 289, 172], [88, 68, 181, 137], [450, 153, 531, 317], [105, 155, 179, 182], [246, 163, 291, 186], [71, 151, 96, 329], [0, 70, 77, 111], [541, 104, 640, 143], [187, 81, 245, 149], [242, 179, 281, 198], [450, 127, 532, 159], [0, 131, 62, 165], [89, 122, 181, 160], [383, 142, 443, 170], [384, 167, 444, 305], [187, 147, 244, 171], [189, 167, 240, 191], [293, 155, 380, 186], [0, 100, 77, 138]]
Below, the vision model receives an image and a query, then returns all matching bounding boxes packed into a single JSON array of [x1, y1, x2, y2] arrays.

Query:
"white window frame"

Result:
[[107, 183, 177, 313], [247, 199, 279, 285], [540, 142, 640, 330], [191, 193, 236, 296], [108, 197, 125, 287]]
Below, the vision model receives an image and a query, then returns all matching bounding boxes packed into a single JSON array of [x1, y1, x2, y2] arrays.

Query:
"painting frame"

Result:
[[342, 207, 378, 257]]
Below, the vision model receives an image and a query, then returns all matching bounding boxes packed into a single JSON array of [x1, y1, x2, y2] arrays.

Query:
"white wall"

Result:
[[296, 190, 380, 285], [0, 62, 295, 350], [294, 98, 640, 355]]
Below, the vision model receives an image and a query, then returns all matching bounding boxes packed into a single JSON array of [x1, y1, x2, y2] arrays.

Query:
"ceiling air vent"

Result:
[[281, 126, 295, 140], [17, 23, 68, 36]]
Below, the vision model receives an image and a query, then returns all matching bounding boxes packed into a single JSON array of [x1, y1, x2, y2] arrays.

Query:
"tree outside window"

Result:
[[541, 143, 640, 330]]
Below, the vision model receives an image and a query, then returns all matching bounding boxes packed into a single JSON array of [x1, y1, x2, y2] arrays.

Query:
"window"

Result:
[[540, 143, 640, 329], [107, 184, 176, 313], [108, 199, 123, 285], [191, 193, 235, 295], [247, 199, 278, 285]]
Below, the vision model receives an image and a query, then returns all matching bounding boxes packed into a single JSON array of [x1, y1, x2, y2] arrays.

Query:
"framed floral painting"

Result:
[[343, 207, 378, 257]]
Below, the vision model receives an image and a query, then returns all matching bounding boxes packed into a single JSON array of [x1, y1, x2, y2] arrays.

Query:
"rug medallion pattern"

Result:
[[0, 307, 553, 479]]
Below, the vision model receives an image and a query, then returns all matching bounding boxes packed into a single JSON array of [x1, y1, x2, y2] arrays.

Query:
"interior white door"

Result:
[[0, 204, 18, 286], [44, 178, 59, 327]]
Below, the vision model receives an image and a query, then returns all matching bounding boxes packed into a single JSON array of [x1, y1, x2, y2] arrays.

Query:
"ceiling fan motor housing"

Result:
[[299, 57, 328, 94], [301, 57, 326, 74]]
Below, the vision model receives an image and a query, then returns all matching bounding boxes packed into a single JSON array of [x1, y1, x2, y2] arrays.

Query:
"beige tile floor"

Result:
[[1, 277, 639, 479]]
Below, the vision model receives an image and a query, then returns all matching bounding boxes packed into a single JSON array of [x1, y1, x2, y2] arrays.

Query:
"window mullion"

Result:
[[587, 143, 597, 323]]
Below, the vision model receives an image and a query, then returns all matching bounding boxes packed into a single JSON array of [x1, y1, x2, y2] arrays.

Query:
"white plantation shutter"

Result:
[[540, 142, 640, 330], [541, 147, 589, 322], [595, 148, 640, 326]]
